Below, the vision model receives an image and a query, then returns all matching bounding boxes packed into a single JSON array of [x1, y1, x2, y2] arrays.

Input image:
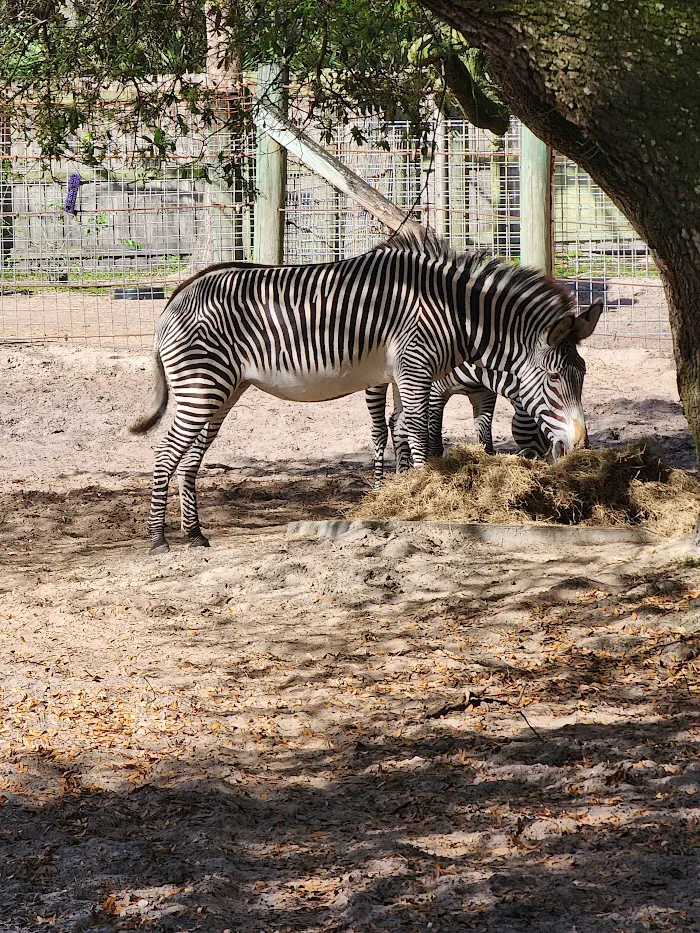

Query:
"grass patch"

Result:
[[354, 440, 700, 537], [676, 556, 700, 569]]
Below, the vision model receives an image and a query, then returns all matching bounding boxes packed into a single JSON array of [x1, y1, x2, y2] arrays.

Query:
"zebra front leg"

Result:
[[511, 400, 550, 459], [395, 375, 431, 470], [146, 409, 220, 555], [389, 409, 412, 474], [365, 385, 389, 488], [468, 388, 498, 455], [427, 384, 449, 458], [389, 383, 411, 474]]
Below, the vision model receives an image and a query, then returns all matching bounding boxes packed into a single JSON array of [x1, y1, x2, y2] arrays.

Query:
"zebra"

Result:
[[131, 229, 602, 554], [365, 364, 551, 486], [428, 337, 591, 462], [427, 365, 552, 459], [366, 315, 593, 485]]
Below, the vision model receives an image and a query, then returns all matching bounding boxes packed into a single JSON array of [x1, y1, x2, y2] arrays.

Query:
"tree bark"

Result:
[[420, 0, 700, 454]]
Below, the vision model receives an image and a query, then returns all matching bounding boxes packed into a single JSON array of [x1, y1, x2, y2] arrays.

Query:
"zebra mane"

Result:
[[376, 224, 485, 274], [477, 259, 576, 321], [377, 225, 575, 322]]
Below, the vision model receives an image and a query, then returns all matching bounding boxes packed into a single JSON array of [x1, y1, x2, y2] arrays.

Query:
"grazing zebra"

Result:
[[429, 335, 592, 462], [365, 365, 550, 486], [428, 366, 551, 459], [132, 229, 602, 554]]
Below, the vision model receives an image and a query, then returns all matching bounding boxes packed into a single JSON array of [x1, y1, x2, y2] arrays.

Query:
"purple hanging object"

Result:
[[64, 173, 81, 215]]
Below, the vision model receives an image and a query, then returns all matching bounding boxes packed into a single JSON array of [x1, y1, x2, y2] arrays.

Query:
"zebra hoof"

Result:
[[150, 540, 170, 556], [188, 532, 211, 549]]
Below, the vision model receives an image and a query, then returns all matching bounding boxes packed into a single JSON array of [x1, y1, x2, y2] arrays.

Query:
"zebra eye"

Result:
[[549, 372, 562, 383]]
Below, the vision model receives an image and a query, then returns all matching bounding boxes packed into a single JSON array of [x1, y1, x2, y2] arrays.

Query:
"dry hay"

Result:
[[354, 440, 700, 537]]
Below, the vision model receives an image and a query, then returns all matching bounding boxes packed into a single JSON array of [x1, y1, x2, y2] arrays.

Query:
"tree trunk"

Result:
[[421, 0, 700, 454]]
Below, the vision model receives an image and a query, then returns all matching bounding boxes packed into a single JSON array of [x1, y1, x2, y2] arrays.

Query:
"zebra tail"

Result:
[[130, 349, 169, 435]]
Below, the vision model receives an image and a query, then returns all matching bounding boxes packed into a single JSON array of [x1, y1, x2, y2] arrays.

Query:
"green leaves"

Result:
[[0, 0, 511, 165]]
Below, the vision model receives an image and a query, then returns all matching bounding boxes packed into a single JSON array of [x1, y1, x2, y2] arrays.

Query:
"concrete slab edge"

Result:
[[286, 518, 658, 547]]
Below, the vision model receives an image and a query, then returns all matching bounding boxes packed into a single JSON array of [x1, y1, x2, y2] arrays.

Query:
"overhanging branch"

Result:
[[441, 51, 510, 136], [255, 101, 422, 235]]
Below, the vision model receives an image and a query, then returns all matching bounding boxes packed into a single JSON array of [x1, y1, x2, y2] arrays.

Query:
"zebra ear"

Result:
[[571, 298, 604, 342], [545, 313, 576, 348]]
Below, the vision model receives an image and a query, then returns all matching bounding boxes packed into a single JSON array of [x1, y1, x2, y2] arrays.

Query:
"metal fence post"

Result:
[[254, 64, 287, 264], [520, 126, 553, 274]]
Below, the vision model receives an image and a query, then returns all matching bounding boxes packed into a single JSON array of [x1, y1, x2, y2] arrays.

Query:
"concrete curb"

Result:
[[286, 518, 657, 547]]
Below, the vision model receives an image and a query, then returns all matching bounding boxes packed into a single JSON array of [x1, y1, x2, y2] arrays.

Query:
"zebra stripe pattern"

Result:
[[132, 229, 602, 554], [366, 363, 552, 486], [428, 364, 556, 459]]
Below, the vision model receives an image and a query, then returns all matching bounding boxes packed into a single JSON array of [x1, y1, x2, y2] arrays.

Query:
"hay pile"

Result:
[[354, 440, 700, 537]]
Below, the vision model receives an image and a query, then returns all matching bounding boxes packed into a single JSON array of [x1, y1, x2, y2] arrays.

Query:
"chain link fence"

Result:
[[0, 116, 669, 350]]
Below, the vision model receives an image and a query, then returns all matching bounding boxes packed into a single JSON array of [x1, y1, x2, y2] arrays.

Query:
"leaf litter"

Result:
[[1, 502, 699, 931], [1, 346, 700, 930]]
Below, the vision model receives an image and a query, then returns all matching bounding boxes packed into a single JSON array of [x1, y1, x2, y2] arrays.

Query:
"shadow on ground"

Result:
[[1, 710, 698, 932], [0, 460, 370, 560]]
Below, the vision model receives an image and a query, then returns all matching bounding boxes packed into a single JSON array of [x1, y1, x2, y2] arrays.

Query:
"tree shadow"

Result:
[[0, 462, 370, 565], [2, 509, 699, 929], [1, 709, 698, 931]]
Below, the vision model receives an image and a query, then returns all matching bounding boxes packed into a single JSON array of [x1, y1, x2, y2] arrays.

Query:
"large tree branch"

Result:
[[420, 1, 700, 247], [441, 50, 509, 135]]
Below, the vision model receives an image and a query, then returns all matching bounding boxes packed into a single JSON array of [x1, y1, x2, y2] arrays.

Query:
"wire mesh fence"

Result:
[[552, 157, 668, 346], [0, 111, 256, 348], [0, 114, 669, 351]]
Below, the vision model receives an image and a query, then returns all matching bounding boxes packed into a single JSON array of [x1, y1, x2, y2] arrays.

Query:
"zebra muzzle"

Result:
[[551, 440, 566, 461]]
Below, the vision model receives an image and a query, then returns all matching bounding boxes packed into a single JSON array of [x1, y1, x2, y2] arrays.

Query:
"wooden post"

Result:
[[520, 126, 553, 274], [254, 101, 421, 236], [254, 64, 287, 264]]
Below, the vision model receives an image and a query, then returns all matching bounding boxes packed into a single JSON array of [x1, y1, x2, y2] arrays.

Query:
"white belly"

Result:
[[245, 350, 393, 402]]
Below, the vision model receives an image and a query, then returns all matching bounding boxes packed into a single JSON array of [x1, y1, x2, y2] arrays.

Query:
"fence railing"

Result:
[[0, 117, 669, 350]]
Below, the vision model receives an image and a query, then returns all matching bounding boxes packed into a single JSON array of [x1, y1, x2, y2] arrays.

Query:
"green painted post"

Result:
[[520, 126, 553, 274], [254, 64, 287, 264]]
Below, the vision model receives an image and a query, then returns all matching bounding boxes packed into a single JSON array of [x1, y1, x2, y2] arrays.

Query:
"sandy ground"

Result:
[[1, 344, 699, 932]]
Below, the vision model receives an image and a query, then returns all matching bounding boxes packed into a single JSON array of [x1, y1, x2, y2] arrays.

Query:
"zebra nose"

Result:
[[571, 418, 587, 448], [552, 440, 566, 461]]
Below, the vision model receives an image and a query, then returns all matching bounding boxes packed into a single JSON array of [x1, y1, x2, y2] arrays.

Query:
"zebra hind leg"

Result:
[[146, 408, 222, 555], [176, 412, 230, 548]]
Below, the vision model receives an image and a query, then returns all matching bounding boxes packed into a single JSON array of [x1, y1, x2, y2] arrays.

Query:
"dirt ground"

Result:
[[1, 344, 699, 932]]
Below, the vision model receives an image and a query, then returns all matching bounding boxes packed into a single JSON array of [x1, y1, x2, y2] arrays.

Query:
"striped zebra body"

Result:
[[132, 230, 602, 554]]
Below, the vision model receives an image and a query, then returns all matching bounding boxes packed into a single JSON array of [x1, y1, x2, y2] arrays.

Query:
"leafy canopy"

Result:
[[0, 0, 508, 166]]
